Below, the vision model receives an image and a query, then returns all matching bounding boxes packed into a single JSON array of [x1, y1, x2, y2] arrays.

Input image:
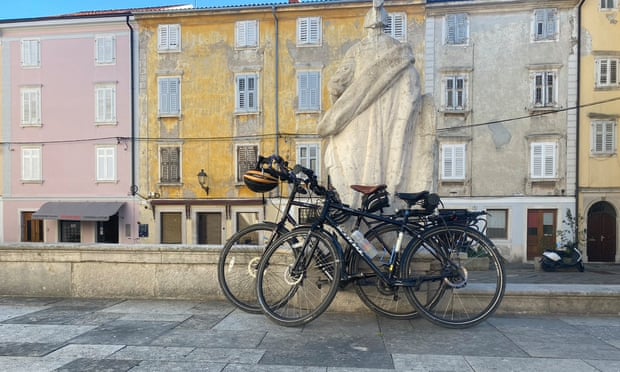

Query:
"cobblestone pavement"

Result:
[[0, 263, 619, 371], [0, 294, 618, 371]]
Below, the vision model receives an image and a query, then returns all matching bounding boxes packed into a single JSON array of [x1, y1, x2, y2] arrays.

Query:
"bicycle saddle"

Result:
[[350, 184, 387, 195]]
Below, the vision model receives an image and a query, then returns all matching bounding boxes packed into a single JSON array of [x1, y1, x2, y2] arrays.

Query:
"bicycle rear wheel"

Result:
[[256, 227, 341, 327], [217, 222, 287, 313], [401, 225, 505, 328], [349, 225, 418, 319]]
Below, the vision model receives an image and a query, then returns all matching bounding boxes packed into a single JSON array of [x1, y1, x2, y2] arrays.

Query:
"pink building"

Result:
[[0, 13, 140, 243]]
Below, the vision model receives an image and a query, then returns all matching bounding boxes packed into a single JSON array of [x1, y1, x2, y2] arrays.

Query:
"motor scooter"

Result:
[[540, 243, 585, 272]]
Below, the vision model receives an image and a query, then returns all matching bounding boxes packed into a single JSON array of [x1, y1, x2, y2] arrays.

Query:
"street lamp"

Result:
[[197, 169, 209, 195]]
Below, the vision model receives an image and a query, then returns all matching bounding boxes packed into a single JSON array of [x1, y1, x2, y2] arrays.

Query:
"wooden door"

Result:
[[22, 212, 43, 242], [527, 209, 556, 260], [587, 202, 616, 262]]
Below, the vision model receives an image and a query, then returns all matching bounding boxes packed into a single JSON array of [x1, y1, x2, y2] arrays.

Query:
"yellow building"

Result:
[[133, 2, 425, 244], [578, 0, 620, 262]]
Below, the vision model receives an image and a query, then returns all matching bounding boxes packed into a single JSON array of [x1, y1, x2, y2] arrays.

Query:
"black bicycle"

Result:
[[218, 155, 403, 315], [255, 169, 505, 328]]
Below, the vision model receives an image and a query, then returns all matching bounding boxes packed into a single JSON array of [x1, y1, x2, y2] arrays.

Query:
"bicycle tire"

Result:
[[401, 225, 505, 328], [217, 222, 288, 313], [256, 227, 341, 327], [349, 224, 419, 319]]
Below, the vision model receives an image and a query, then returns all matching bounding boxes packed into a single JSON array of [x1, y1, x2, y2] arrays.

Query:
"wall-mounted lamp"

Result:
[[197, 169, 209, 195]]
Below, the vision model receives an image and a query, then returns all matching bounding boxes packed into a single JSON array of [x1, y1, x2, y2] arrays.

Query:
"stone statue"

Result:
[[317, 0, 422, 207]]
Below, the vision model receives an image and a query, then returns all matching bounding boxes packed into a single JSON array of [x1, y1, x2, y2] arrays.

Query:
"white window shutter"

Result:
[[298, 18, 308, 44], [158, 25, 169, 50], [531, 144, 543, 177], [454, 145, 465, 178], [168, 25, 179, 49], [246, 20, 257, 47], [236, 21, 247, 47]]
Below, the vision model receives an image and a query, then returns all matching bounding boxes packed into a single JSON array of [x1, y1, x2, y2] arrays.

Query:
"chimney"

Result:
[[289, 0, 300, 3]]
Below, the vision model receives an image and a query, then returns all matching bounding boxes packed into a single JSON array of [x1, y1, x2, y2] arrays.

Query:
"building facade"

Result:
[[132, 1, 426, 245], [425, 0, 580, 261], [0, 14, 140, 243], [578, 0, 620, 262]]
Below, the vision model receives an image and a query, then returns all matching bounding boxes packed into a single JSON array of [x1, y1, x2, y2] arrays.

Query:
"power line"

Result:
[[436, 96, 620, 132]]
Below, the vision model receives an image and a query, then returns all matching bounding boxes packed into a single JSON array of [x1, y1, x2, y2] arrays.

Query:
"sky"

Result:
[[0, 0, 288, 20]]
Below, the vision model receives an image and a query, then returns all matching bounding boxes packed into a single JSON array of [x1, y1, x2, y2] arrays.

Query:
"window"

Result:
[[441, 144, 466, 180], [59, 221, 81, 243], [158, 77, 181, 116], [196, 212, 222, 245], [600, 0, 618, 10], [592, 120, 616, 155], [160, 146, 181, 183], [596, 58, 619, 87], [487, 209, 508, 239], [22, 147, 42, 182], [158, 24, 181, 51], [236, 74, 258, 112], [444, 76, 466, 110], [21, 39, 40, 67], [384, 13, 406, 42], [237, 145, 258, 182], [533, 8, 558, 41], [297, 17, 321, 46], [95, 35, 116, 64], [236, 20, 258, 48], [297, 71, 321, 111], [161, 212, 182, 244], [445, 14, 468, 45], [96, 146, 116, 182], [297, 143, 320, 178], [21, 87, 41, 126], [95, 84, 116, 123], [532, 71, 557, 108], [531, 142, 557, 179]]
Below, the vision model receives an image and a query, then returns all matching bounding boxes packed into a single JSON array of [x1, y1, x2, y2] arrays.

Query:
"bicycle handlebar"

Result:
[[256, 154, 326, 196]]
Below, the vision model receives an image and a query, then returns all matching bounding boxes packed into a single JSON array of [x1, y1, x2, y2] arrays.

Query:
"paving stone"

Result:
[[213, 310, 302, 334], [151, 328, 265, 349], [109, 345, 195, 361], [0, 305, 51, 322], [116, 313, 192, 322], [260, 348, 393, 369], [53, 357, 140, 371], [186, 347, 265, 363], [44, 344, 125, 360], [0, 356, 71, 372], [392, 354, 473, 371], [584, 359, 620, 372], [130, 360, 227, 372], [223, 365, 325, 372], [0, 324, 95, 344], [465, 356, 600, 371], [99, 300, 199, 315], [3, 307, 122, 326], [0, 342, 63, 357], [67, 320, 178, 346]]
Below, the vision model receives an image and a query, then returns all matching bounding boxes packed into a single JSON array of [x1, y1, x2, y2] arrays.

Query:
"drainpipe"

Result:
[[272, 5, 280, 156], [126, 15, 137, 196]]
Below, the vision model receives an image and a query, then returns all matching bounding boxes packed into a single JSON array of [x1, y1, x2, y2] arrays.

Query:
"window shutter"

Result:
[[611, 60, 618, 85], [236, 21, 247, 47], [168, 25, 179, 49], [446, 15, 456, 43], [546, 9, 557, 38], [298, 18, 308, 44], [532, 144, 543, 177], [237, 77, 246, 109], [454, 145, 465, 178], [535, 11, 545, 38], [247, 76, 256, 109], [169, 79, 179, 114], [246, 20, 257, 47], [158, 25, 168, 50], [170, 147, 180, 182], [442, 145, 453, 178], [543, 143, 555, 177], [456, 14, 467, 43], [298, 73, 308, 108], [309, 18, 320, 44], [605, 122, 615, 152], [393, 14, 405, 41]]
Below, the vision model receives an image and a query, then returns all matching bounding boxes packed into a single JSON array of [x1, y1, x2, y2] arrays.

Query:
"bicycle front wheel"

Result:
[[349, 224, 418, 319], [401, 225, 505, 328], [256, 227, 341, 327], [218, 222, 287, 313]]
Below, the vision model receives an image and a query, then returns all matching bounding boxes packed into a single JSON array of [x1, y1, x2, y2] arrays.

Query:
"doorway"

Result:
[[22, 211, 44, 242], [526, 209, 556, 260], [97, 214, 119, 243], [587, 201, 616, 262]]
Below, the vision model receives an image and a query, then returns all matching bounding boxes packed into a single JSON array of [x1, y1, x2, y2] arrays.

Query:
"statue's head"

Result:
[[364, 3, 387, 29]]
